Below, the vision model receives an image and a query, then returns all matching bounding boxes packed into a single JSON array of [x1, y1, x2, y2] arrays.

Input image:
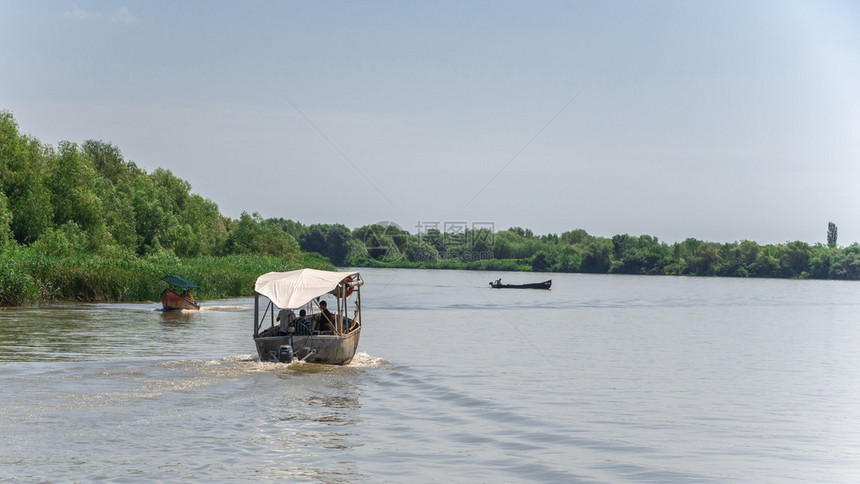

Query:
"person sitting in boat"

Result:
[[291, 309, 312, 335], [315, 300, 335, 333], [181, 289, 195, 302], [277, 308, 295, 335], [294, 310, 312, 335]]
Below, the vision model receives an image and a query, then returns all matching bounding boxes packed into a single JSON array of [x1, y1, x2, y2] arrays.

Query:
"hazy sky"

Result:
[[2, 1, 859, 244]]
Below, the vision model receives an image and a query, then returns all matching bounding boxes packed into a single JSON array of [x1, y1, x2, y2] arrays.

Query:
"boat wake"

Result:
[[198, 305, 252, 311], [156, 305, 251, 314], [212, 352, 391, 371], [43, 353, 393, 409], [347, 352, 390, 368]]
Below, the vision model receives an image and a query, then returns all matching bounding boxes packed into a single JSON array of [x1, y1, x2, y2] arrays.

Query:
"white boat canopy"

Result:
[[254, 269, 359, 310]]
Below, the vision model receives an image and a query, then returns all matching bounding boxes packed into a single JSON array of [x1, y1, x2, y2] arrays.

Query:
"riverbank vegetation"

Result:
[[276, 221, 860, 280], [0, 247, 329, 306], [0, 111, 330, 305], [2, 110, 857, 304]]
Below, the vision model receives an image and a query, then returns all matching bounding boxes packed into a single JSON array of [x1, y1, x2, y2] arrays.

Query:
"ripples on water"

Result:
[[2, 269, 860, 482]]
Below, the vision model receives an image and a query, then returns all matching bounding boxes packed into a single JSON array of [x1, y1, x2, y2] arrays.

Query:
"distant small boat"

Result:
[[160, 276, 200, 311], [489, 278, 551, 290]]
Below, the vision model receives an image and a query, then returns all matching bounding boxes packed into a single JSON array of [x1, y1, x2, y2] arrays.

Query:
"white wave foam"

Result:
[[347, 352, 390, 368], [218, 352, 389, 370], [198, 305, 252, 311], [222, 354, 259, 362], [156, 353, 390, 375]]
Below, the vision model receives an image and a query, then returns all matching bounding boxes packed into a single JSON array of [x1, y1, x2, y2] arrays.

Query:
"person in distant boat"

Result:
[[316, 300, 335, 333], [181, 289, 195, 302], [494, 278, 501, 286], [277, 308, 295, 335]]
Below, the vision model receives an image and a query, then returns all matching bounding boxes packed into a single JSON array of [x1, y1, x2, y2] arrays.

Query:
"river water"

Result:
[[1, 268, 859, 482]]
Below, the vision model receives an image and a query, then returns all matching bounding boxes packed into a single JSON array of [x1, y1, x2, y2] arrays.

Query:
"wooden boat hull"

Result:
[[254, 329, 361, 365], [489, 279, 552, 289], [160, 288, 200, 311]]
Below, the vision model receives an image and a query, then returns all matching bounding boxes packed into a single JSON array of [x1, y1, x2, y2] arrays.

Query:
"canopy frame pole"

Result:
[[253, 293, 259, 337], [337, 282, 343, 335], [356, 283, 362, 329]]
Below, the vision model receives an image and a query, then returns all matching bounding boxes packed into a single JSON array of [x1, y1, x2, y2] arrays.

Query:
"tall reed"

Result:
[[0, 248, 333, 305]]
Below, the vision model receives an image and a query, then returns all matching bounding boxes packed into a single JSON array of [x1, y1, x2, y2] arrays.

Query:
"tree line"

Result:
[[266, 220, 860, 280], [2, 109, 858, 305], [0, 111, 326, 305], [0, 111, 299, 259]]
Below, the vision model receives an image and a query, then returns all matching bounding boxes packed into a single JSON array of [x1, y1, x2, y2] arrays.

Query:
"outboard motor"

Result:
[[278, 344, 294, 363]]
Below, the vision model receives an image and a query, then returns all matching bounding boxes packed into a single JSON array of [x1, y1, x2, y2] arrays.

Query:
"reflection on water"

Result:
[[158, 309, 197, 324]]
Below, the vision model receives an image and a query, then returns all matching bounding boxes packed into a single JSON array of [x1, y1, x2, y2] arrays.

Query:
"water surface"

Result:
[[2, 269, 859, 481]]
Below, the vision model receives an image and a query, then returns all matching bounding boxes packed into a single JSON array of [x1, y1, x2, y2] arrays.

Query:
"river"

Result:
[[1, 268, 859, 482]]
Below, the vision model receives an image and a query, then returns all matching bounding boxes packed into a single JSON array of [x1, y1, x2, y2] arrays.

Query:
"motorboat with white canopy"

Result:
[[252, 269, 363, 365]]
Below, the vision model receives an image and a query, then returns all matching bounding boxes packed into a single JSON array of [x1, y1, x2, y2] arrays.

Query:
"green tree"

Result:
[[827, 222, 837, 248], [531, 251, 550, 272], [175, 194, 225, 256], [553, 244, 583, 272], [122, 174, 170, 253], [29, 221, 88, 256], [83, 140, 141, 183], [687, 242, 720, 276], [749, 246, 781, 277], [0, 191, 12, 247], [829, 244, 860, 280], [47, 142, 106, 236], [580, 237, 612, 273], [151, 168, 191, 214], [298, 224, 352, 265], [738, 240, 761, 266], [560, 229, 589, 245], [300, 225, 327, 255], [323, 224, 352, 266], [0, 112, 53, 243], [93, 177, 139, 252], [509, 226, 535, 238], [220, 212, 300, 258], [353, 224, 405, 262], [492, 230, 538, 259], [467, 228, 494, 259], [266, 218, 308, 242], [405, 238, 439, 263], [781, 241, 811, 277], [808, 245, 834, 279], [422, 228, 446, 256], [611, 234, 635, 261]]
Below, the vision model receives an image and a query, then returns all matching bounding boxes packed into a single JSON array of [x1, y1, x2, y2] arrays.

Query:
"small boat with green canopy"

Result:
[[160, 276, 200, 311]]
